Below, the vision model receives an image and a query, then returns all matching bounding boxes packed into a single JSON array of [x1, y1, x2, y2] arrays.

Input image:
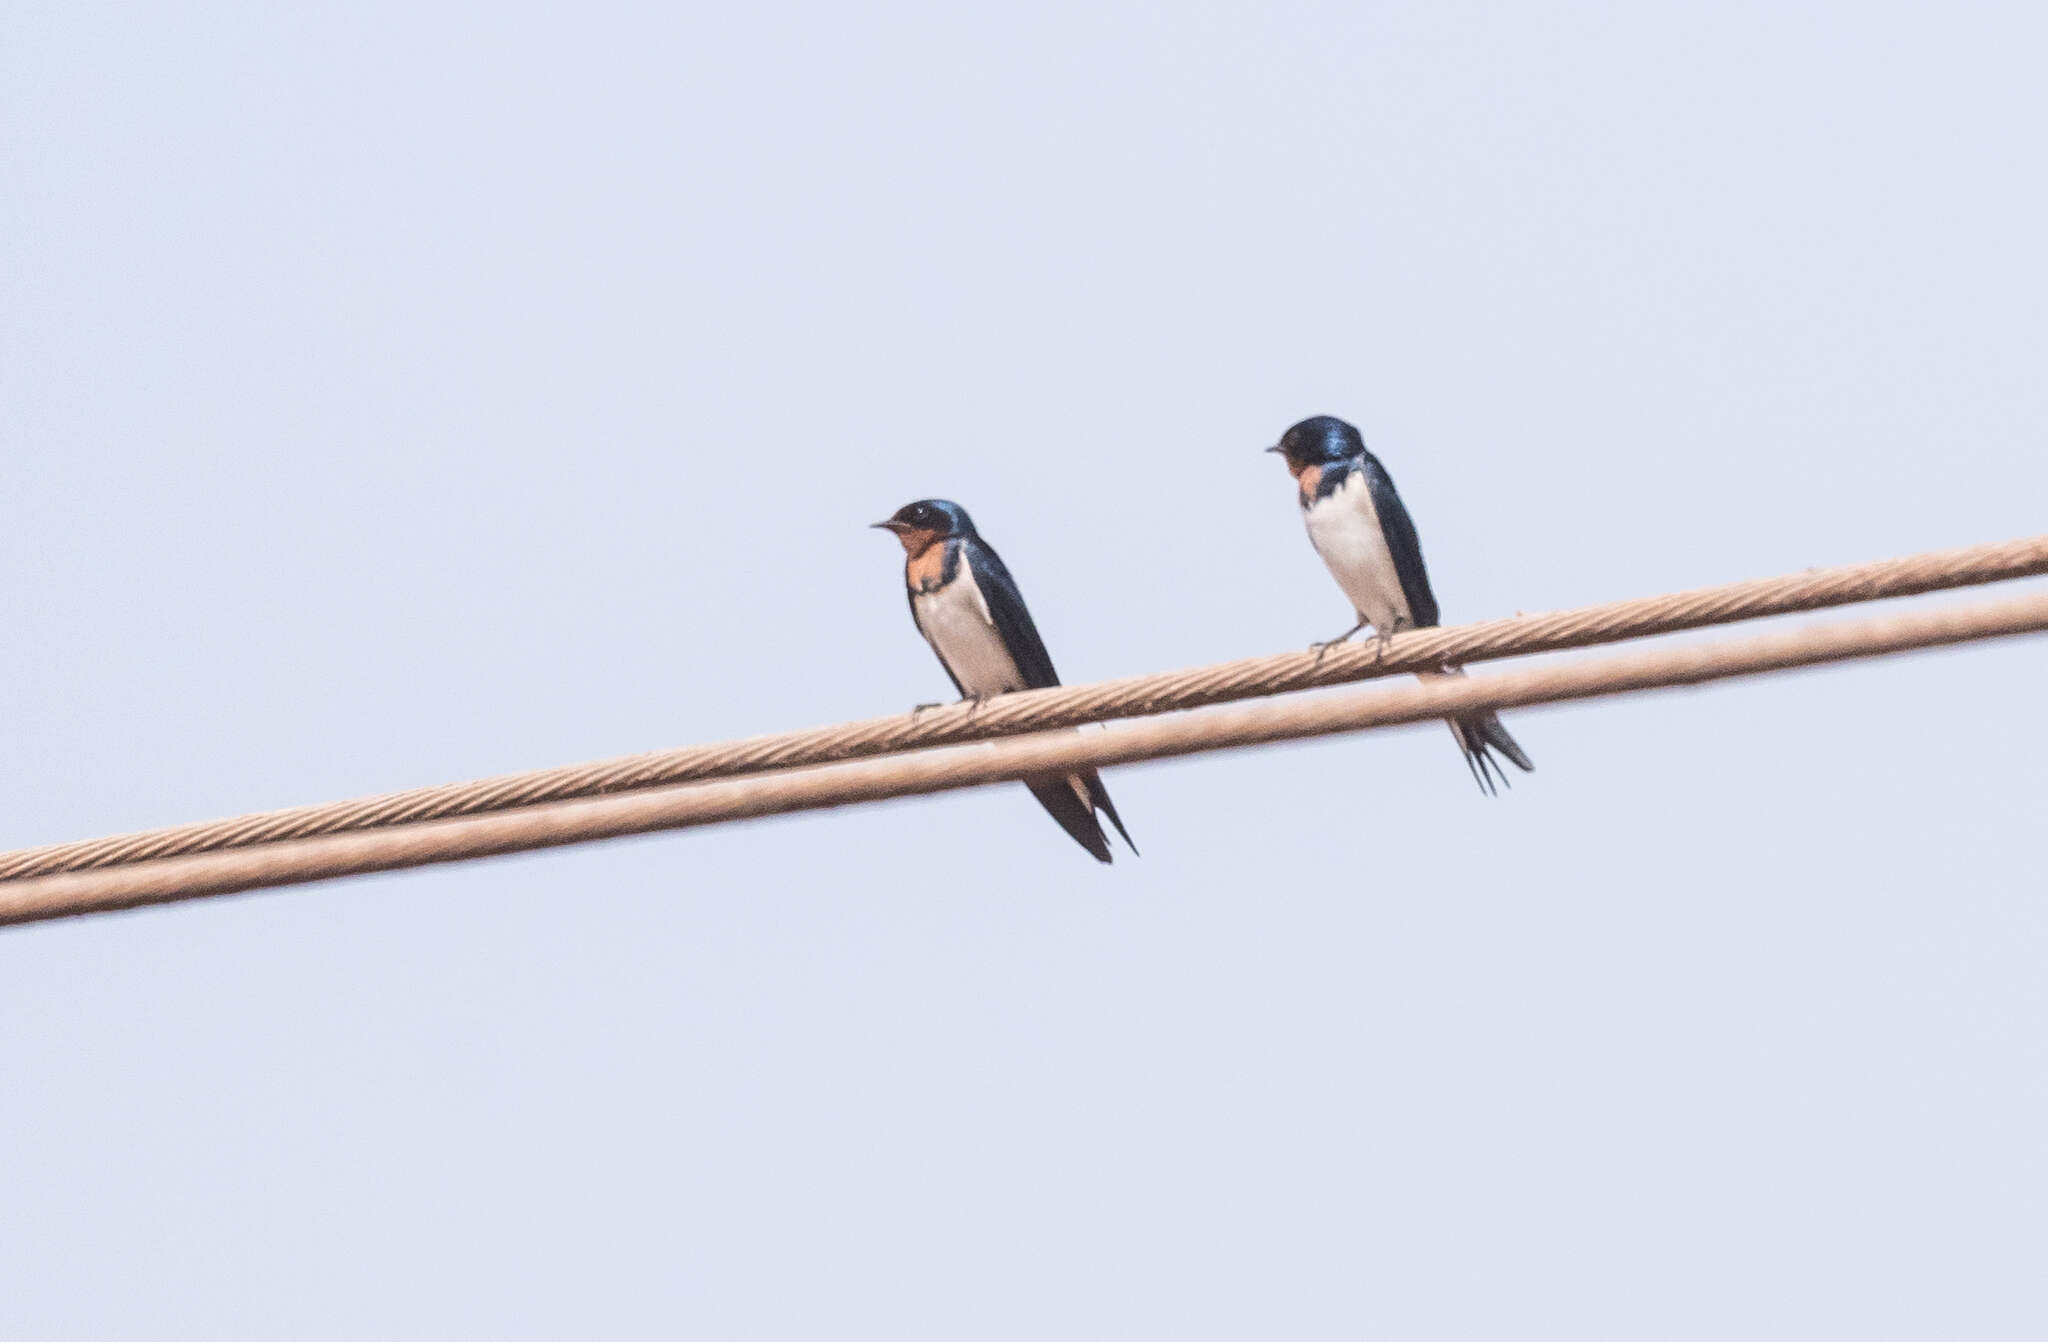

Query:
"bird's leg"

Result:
[[913, 692, 990, 718], [1373, 617, 1409, 664], [1311, 617, 1374, 662]]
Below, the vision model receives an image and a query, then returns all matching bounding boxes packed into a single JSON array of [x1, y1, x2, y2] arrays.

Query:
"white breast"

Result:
[[1304, 467, 1412, 633], [912, 570, 1026, 696]]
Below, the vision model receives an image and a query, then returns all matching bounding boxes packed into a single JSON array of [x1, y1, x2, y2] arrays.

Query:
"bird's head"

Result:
[[872, 498, 977, 555], [1266, 415, 1366, 478]]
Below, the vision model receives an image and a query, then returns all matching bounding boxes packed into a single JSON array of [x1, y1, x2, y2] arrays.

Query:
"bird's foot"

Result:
[[1310, 620, 1373, 663], [913, 694, 990, 718], [1369, 616, 1415, 664]]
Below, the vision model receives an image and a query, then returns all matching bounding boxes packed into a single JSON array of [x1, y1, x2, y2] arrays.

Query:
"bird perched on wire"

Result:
[[1266, 415, 1535, 794], [873, 499, 1137, 863]]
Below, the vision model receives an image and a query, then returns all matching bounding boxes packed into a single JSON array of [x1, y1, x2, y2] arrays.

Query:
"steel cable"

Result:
[[2, 587, 2044, 927], [1, 533, 2043, 883]]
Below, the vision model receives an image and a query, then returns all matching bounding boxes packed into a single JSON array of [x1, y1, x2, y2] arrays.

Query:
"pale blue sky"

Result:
[[4, 1, 2045, 1336]]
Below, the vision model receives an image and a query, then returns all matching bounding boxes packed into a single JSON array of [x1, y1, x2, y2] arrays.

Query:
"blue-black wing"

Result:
[[1351, 455, 1536, 792], [961, 537, 1137, 861], [1357, 453, 1441, 629], [961, 539, 1062, 690]]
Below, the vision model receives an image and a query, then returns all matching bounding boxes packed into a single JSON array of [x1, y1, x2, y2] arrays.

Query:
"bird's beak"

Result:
[[872, 520, 909, 533], [1263, 444, 1284, 455]]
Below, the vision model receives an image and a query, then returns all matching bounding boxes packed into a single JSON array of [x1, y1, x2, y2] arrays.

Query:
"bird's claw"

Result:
[[1309, 621, 1372, 663], [913, 694, 990, 719]]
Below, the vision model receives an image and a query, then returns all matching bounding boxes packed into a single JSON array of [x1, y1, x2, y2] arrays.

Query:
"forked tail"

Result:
[[1024, 769, 1138, 863], [1447, 710, 1534, 796], [1425, 668, 1536, 796]]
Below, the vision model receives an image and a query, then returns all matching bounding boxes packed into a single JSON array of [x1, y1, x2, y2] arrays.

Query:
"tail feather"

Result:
[[1424, 667, 1534, 797], [1023, 769, 1135, 863], [1448, 710, 1535, 797], [1091, 776, 1139, 856]]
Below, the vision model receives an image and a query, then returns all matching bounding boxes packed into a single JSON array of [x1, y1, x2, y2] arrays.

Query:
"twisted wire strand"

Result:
[[4, 587, 2045, 928], [2, 533, 2044, 882]]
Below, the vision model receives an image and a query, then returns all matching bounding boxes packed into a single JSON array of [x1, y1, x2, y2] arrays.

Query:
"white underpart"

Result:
[[1303, 464, 1412, 633], [912, 565, 1026, 696]]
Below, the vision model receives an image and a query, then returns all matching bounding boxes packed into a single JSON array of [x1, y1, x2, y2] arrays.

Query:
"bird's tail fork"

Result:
[[1422, 668, 1535, 796]]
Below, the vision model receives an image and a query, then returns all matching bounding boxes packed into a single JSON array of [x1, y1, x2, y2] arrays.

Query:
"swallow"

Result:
[[1267, 415, 1535, 794], [873, 499, 1137, 863]]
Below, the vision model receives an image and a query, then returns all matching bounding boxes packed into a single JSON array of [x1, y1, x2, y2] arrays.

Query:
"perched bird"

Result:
[[1267, 415, 1535, 794], [873, 499, 1138, 862]]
